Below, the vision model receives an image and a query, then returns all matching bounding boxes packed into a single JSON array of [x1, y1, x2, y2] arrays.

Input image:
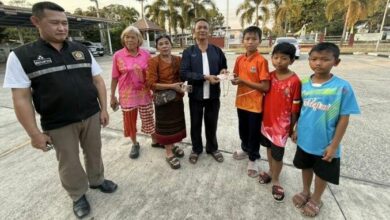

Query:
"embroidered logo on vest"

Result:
[[72, 51, 85, 60], [33, 55, 52, 66]]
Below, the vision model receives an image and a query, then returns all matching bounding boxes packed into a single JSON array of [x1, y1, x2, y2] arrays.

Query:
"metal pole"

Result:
[[90, 0, 105, 48], [225, 0, 229, 49], [376, 0, 390, 51], [106, 25, 113, 55]]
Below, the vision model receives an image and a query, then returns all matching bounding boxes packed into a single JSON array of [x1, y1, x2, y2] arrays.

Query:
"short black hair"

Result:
[[32, 1, 65, 18], [272, 42, 296, 60], [243, 26, 262, 40], [155, 34, 172, 46], [194, 18, 209, 26], [309, 42, 340, 59]]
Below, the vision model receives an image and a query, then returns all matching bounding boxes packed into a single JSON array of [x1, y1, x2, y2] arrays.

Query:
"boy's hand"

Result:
[[322, 145, 337, 162], [290, 130, 297, 143], [231, 76, 242, 85]]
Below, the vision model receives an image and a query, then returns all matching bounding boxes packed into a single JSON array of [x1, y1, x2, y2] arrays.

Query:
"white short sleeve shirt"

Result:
[[3, 51, 102, 88]]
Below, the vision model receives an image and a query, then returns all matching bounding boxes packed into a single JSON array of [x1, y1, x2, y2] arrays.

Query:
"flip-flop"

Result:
[[292, 192, 310, 208], [301, 199, 323, 217], [247, 160, 259, 178], [272, 185, 285, 202], [258, 172, 272, 184]]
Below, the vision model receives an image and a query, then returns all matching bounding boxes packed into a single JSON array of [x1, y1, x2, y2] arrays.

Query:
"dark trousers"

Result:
[[189, 98, 220, 154], [237, 108, 262, 161]]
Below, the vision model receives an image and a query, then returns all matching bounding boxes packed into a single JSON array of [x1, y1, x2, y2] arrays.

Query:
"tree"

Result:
[[72, 4, 140, 51], [206, 8, 225, 33], [273, 0, 302, 35], [181, 0, 216, 28], [326, 0, 382, 45], [236, 0, 273, 29], [145, 0, 167, 29]]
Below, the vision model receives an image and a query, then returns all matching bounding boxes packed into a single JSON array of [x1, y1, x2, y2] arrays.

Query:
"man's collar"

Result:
[[37, 38, 69, 50]]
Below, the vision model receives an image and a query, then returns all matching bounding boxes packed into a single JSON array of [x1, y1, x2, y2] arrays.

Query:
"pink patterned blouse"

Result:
[[112, 47, 152, 108]]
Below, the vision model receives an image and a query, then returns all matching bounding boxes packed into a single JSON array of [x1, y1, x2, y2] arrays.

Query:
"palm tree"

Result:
[[325, 0, 382, 46], [273, 0, 302, 35], [145, 0, 167, 29], [166, 0, 183, 36], [101, 4, 139, 25], [181, 0, 216, 28], [236, 0, 273, 29]]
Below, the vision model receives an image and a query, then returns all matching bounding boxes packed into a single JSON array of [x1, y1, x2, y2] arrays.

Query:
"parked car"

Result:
[[78, 41, 104, 56], [141, 42, 156, 54], [272, 37, 301, 59]]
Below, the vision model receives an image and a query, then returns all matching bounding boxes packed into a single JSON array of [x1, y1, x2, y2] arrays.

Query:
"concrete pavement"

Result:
[[0, 54, 389, 219]]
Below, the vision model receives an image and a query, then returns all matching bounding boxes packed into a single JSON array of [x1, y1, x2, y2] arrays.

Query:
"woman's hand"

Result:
[[110, 96, 119, 111], [171, 82, 184, 93]]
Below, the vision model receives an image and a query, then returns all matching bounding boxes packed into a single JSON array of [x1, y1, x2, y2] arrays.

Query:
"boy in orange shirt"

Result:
[[232, 26, 270, 177]]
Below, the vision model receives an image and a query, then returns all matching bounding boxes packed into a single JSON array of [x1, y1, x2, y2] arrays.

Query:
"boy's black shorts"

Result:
[[293, 146, 340, 185], [260, 134, 285, 162]]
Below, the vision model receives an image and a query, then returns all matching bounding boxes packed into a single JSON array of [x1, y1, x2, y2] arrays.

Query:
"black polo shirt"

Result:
[[13, 39, 100, 130]]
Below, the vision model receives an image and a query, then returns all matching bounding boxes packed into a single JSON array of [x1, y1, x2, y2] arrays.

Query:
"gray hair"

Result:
[[120, 26, 144, 47]]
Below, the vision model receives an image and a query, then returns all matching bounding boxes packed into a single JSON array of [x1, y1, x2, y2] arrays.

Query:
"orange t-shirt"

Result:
[[233, 52, 270, 113]]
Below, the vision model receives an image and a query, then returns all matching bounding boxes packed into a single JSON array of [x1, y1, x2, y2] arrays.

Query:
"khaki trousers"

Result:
[[46, 113, 104, 201]]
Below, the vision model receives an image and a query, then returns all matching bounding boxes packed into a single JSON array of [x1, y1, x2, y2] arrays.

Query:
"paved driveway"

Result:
[[0, 53, 389, 219]]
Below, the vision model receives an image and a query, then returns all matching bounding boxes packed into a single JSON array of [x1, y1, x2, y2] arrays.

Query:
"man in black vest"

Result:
[[3, 2, 117, 218]]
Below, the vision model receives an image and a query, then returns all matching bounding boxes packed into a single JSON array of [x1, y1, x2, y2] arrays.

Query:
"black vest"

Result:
[[13, 39, 100, 130]]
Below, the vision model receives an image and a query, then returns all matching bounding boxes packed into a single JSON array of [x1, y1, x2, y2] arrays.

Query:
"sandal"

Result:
[[258, 172, 272, 184], [301, 199, 323, 217], [166, 156, 180, 169], [272, 185, 285, 202], [151, 143, 165, 148], [232, 149, 248, 160], [172, 146, 185, 158], [189, 151, 199, 164], [208, 150, 224, 163], [292, 192, 310, 208], [247, 160, 259, 178]]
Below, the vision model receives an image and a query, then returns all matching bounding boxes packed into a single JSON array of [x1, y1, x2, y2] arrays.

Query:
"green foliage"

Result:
[[72, 4, 139, 50], [236, 0, 272, 28]]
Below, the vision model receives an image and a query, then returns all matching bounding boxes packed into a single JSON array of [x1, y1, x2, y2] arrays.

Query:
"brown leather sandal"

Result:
[[189, 151, 199, 164], [208, 150, 224, 162], [166, 156, 180, 169], [172, 146, 184, 158]]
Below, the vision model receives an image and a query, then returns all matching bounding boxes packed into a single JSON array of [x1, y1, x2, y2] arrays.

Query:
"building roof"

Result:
[[133, 18, 164, 31], [0, 4, 117, 29]]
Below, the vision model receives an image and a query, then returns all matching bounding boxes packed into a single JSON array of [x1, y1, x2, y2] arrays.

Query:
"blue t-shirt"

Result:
[[297, 75, 360, 158]]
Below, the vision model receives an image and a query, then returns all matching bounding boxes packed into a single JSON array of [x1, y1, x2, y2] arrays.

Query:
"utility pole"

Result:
[[225, 0, 229, 49], [136, 0, 146, 18], [376, 0, 390, 51], [90, 0, 105, 48]]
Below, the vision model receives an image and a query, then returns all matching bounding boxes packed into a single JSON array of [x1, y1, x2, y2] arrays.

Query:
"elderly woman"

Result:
[[110, 26, 161, 159], [146, 35, 186, 169]]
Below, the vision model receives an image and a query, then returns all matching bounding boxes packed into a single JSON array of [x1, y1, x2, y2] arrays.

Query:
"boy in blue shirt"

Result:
[[291, 42, 360, 217]]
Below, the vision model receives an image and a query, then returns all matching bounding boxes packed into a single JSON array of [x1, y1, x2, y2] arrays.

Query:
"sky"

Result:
[[4, 0, 243, 29]]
